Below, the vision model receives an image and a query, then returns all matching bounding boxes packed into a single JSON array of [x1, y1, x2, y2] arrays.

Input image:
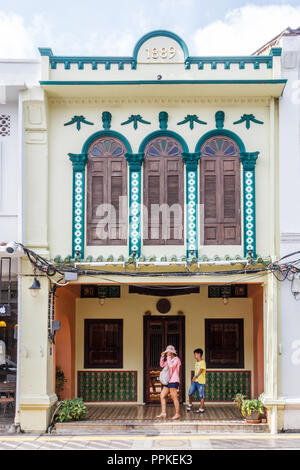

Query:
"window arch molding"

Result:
[[195, 129, 245, 154], [195, 129, 259, 257], [138, 129, 189, 154], [82, 129, 132, 154]]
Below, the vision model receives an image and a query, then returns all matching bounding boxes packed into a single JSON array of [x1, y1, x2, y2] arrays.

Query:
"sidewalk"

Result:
[[0, 433, 300, 450]]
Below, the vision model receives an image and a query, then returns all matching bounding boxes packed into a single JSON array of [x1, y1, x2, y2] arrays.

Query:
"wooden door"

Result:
[[143, 316, 185, 403]]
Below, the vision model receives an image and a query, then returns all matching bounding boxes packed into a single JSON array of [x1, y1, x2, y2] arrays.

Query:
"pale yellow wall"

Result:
[[47, 99, 271, 259], [75, 285, 253, 403]]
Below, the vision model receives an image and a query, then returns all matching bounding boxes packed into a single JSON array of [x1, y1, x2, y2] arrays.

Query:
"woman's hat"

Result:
[[164, 345, 177, 355]]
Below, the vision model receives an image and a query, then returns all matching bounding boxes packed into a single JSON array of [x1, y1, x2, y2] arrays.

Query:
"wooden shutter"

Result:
[[200, 136, 241, 245], [143, 137, 184, 245], [87, 137, 127, 245]]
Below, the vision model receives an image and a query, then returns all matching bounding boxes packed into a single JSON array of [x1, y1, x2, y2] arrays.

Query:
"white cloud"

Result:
[[0, 11, 37, 58], [193, 4, 300, 55]]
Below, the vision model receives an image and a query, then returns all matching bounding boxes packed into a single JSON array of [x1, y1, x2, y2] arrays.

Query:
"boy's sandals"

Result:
[[186, 405, 193, 412], [195, 408, 205, 414]]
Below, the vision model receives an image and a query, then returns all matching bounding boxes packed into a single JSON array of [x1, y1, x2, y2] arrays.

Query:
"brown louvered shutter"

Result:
[[201, 136, 241, 245], [143, 137, 183, 245], [87, 137, 127, 245]]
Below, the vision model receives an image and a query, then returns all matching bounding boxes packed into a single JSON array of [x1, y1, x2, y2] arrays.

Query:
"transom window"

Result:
[[87, 136, 128, 245], [143, 136, 184, 245], [200, 136, 241, 245]]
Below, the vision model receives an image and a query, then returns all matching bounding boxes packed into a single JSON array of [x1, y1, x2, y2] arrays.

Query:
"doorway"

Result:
[[143, 315, 185, 403]]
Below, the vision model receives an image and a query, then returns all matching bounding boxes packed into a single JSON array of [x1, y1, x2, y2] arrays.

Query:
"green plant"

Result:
[[55, 398, 88, 423], [56, 366, 67, 394], [241, 399, 265, 418], [233, 393, 246, 410]]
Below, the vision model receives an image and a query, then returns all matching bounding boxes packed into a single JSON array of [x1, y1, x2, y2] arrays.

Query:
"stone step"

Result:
[[54, 420, 269, 435]]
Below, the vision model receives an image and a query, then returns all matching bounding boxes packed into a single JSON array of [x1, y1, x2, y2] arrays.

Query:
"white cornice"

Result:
[[48, 96, 271, 106]]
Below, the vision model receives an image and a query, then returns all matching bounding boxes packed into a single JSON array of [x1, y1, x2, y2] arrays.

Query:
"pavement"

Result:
[[0, 433, 300, 450]]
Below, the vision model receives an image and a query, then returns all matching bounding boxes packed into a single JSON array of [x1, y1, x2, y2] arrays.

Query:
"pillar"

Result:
[[125, 153, 144, 258], [182, 152, 200, 258], [240, 152, 259, 258]]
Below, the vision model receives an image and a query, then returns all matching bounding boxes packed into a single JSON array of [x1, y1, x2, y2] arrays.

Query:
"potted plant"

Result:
[[55, 398, 88, 423], [241, 398, 265, 423], [233, 393, 246, 415], [55, 366, 67, 400]]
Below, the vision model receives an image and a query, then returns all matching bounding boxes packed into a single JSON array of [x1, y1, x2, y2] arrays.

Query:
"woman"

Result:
[[157, 345, 181, 420]]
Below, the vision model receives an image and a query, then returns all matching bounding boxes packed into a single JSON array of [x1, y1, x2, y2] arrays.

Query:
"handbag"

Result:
[[159, 365, 170, 386]]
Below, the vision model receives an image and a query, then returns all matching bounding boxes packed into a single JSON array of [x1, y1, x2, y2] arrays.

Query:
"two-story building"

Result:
[[19, 30, 286, 432]]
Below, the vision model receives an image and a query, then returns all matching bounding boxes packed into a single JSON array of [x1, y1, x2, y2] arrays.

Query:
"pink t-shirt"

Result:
[[160, 355, 181, 383]]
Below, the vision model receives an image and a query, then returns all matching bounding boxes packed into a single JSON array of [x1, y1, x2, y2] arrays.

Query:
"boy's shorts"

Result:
[[188, 382, 205, 399]]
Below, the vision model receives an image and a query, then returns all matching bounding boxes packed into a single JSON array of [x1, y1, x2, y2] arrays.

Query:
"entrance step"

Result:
[[53, 420, 269, 435]]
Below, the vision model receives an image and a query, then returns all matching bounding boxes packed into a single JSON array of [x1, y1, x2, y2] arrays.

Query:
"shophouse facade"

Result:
[[19, 30, 286, 432]]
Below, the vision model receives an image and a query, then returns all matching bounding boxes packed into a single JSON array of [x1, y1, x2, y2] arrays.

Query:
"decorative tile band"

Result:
[[182, 153, 200, 259], [77, 371, 138, 402], [240, 152, 259, 258], [125, 153, 144, 258], [190, 370, 251, 402], [68, 153, 88, 259]]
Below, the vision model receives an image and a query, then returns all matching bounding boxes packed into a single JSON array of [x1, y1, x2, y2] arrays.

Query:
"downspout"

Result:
[[14, 90, 25, 429]]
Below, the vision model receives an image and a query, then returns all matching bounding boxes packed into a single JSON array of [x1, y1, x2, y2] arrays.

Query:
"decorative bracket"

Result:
[[102, 111, 112, 130], [215, 110, 225, 129], [177, 115, 207, 130], [159, 111, 168, 130], [64, 116, 94, 131], [121, 114, 151, 130], [234, 114, 264, 130]]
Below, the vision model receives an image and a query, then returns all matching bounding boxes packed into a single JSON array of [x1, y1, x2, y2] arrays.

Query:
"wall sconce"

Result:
[[29, 276, 41, 297], [98, 294, 105, 306], [222, 295, 229, 305]]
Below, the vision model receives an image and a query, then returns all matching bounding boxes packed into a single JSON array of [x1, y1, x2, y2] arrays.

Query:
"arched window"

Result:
[[143, 136, 184, 245], [200, 135, 241, 245], [87, 136, 127, 245]]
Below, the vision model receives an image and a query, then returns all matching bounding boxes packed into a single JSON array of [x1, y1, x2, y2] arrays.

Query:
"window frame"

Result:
[[143, 135, 184, 246], [84, 319, 123, 369], [205, 318, 244, 369], [200, 135, 241, 245], [86, 136, 128, 246]]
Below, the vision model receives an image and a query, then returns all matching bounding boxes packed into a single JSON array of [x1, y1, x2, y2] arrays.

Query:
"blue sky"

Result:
[[0, 0, 300, 58]]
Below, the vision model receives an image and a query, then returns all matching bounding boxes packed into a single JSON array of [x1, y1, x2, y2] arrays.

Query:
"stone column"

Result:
[[182, 152, 200, 259], [240, 152, 259, 258], [68, 153, 88, 259], [19, 262, 57, 432], [125, 153, 144, 258]]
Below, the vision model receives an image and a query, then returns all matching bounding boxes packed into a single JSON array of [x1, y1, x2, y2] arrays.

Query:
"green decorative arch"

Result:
[[138, 129, 189, 153], [81, 129, 132, 154], [133, 30, 189, 62], [195, 128, 246, 153]]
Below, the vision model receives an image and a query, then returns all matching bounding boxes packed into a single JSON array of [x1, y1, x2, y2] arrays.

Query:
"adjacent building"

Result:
[[0, 58, 40, 427], [256, 27, 300, 432]]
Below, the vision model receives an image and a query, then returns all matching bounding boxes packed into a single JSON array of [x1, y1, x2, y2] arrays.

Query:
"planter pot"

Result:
[[244, 411, 261, 423]]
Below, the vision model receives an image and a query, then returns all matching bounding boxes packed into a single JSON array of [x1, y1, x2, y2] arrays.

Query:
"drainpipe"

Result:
[[14, 91, 25, 430]]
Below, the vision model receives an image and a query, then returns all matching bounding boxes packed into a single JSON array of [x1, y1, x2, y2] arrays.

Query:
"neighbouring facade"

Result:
[[19, 30, 287, 432], [0, 58, 40, 427], [256, 28, 300, 431]]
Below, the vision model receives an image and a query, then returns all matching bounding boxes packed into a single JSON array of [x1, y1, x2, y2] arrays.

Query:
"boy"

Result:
[[186, 348, 206, 413]]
